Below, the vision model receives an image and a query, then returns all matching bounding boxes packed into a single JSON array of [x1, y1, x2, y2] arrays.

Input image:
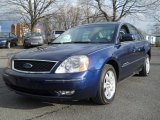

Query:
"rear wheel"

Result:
[[23, 43, 28, 49], [7, 42, 11, 48], [15, 42, 18, 46], [92, 64, 117, 105], [139, 55, 150, 76]]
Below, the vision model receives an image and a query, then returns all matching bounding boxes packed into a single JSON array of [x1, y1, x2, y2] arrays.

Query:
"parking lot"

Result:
[[0, 47, 160, 120]]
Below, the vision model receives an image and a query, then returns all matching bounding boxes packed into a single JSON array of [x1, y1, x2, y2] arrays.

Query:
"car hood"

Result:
[[13, 44, 113, 61], [0, 37, 7, 40], [25, 36, 42, 40]]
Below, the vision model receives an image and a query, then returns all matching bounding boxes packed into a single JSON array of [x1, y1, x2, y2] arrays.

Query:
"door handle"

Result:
[[133, 46, 143, 52], [132, 46, 138, 52], [138, 46, 145, 51], [133, 49, 136, 52]]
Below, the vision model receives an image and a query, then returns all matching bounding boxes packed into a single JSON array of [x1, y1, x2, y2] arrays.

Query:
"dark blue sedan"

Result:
[[3, 22, 151, 104], [0, 32, 18, 48]]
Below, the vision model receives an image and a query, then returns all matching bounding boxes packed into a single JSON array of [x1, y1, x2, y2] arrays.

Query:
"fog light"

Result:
[[58, 90, 75, 96]]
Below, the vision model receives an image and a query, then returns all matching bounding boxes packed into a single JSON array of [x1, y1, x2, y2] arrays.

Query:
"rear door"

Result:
[[128, 25, 146, 70]]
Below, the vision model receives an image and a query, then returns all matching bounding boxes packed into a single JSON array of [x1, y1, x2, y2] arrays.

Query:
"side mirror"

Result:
[[120, 34, 134, 42]]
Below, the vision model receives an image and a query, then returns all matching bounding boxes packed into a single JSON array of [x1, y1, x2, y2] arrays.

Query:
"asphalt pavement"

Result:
[[0, 47, 160, 120]]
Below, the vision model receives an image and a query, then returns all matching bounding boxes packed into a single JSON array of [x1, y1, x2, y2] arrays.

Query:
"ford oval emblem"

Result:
[[23, 63, 33, 69]]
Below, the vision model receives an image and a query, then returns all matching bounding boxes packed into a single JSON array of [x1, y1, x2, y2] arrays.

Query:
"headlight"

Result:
[[7, 56, 13, 69], [55, 55, 89, 73], [1, 40, 7, 43]]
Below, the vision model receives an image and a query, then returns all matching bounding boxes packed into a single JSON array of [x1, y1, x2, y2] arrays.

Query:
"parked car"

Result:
[[48, 30, 64, 44], [3, 22, 151, 104], [0, 32, 18, 48], [23, 32, 44, 48]]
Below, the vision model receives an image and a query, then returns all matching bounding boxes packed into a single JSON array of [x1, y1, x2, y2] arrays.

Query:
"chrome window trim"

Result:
[[12, 59, 58, 74]]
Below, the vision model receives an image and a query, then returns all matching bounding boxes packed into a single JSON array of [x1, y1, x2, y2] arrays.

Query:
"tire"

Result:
[[23, 45, 28, 49], [15, 42, 18, 46], [139, 55, 150, 76], [92, 64, 117, 105], [7, 42, 11, 48], [23, 43, 28, 49]]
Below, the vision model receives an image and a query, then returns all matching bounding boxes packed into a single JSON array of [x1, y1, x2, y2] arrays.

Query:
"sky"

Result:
[[0, 0, 157, 34], [0, 21, 17, 32]]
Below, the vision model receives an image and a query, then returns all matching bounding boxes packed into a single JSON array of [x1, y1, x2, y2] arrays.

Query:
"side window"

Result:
[[128, 25, 142, 41], [10, 33, 16, 38], [119, 25, 129, 42]]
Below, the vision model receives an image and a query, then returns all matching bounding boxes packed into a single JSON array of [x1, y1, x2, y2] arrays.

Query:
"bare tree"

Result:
[[93, 0, 159, 21], [78, 0, 100, 23], [151, 23, 160, 34], [49, 6, 82, 30], [145, 2, 160, 34], [153, 8, 160, 24], [7, 0, 58, 32]]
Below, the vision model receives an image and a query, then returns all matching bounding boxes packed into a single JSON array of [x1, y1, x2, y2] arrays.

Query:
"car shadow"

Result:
[[0, 93, 97, 110], [0, 94, 53, 110]]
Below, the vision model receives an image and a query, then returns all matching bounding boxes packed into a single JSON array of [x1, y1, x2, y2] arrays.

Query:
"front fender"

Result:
[[88, 46, 119, 71]]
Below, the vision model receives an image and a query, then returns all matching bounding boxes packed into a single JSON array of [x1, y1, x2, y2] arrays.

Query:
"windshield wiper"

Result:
[[50, 42, 62, 44], [69, 41, 93, 43], [51, 41, 93, 44], [51, 41, 112, 44]]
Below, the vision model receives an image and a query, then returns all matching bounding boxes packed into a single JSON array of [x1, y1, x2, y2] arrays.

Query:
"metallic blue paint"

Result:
[[3, 22, 151, 100]]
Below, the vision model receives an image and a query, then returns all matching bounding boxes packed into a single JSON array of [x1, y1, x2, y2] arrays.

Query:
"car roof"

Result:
[[76, 22, 128, 28], [90, 22, 121, 25]]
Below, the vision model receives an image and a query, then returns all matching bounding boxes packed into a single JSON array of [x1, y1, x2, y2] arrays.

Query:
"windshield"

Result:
[[53, 25, 116, 44], [25, 32, 42, 37], [0, 32, 9, 38]]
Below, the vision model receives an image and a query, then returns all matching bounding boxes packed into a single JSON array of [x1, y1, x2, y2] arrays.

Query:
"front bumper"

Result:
[[24, 41, 44, 47], [3, 69, 101, 100]]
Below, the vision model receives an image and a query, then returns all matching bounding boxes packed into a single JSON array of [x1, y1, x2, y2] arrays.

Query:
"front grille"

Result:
[[13, 59, 57, 73]]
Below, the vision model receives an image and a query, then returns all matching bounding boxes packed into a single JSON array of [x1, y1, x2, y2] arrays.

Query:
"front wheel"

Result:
[[139, 55, 150, 76], [92, 64, 117, 105]]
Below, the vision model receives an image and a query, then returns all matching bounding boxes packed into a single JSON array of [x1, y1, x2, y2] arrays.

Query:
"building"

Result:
[[146, 34, 160, 46], [11, 23, 42, 37], [11, 23, 30, 38], [146, 35, 156, 45]]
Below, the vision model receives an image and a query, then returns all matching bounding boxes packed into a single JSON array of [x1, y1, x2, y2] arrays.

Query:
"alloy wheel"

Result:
[[103, 70, 116, 100]]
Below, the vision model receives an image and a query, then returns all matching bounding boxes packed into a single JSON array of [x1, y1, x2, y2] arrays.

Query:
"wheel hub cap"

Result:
[[146, 57, 150, 74], [104, 70, 116, 99]]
